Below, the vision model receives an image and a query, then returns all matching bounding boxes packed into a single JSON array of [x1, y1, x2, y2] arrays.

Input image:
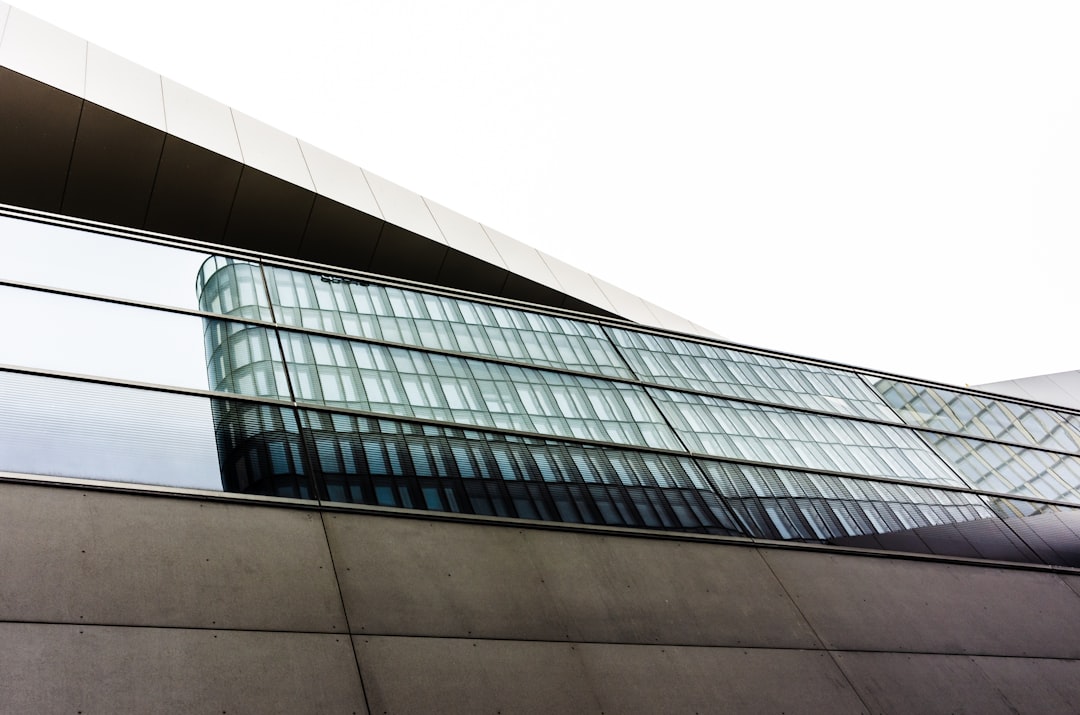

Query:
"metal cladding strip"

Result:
[[0, 6, 710, 337]]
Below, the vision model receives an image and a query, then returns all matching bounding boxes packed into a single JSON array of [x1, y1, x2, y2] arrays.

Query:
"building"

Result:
[[3, 5, 1080, 713]]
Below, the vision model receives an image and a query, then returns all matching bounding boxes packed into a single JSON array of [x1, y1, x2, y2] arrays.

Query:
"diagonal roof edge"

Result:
[[0, 4, 719, 339]]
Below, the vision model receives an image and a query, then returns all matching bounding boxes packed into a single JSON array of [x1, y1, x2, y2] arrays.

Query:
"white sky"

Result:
[[13, 1, 1080, 387]]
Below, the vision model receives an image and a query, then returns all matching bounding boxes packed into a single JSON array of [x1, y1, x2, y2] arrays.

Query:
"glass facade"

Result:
[[5, 210, 1080, 568]]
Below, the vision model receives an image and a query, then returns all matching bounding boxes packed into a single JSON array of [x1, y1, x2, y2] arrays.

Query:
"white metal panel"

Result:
[[538, 252, 616, 314], [0, 4, 11, 47], [1044, 372, 1080, 409], [363, 170, 445, 244], [643, 303, 719, 339], [160, 78, 243, 163], [84, 45, 165, 131], [424, 198, 506, 268], [976, 372, 1080, 411], [483, 225, 561, 288], [0, 9, 86, 97], [232, 111, 313, 190], [593, 276, 661, 326], [297, 140, 381, 218]]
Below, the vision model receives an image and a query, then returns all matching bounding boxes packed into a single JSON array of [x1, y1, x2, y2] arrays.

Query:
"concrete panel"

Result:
[[0, 68, 82, 213], [298, 194, 382, 270], [62, 102, 165, 227], [223, 165, 315, 256], [362, 170, 445, 244], [424, 198, 506, 268], [972, 654, 1080, 713], [0, 482, 346, 632], [0, 9, 86, 97], [326, 514, 819, 648], [326, 515, 566, 640], [357, 636, 862, 715], [761, 547, 1080, 657], [233, 110, 314, 190], [298, 140, 382, 218], [579, 643, 864, 715], [145, 134, 243, 242], [526, 530, 821, 647], [594, 275, 662, 326], [356, 635, 599, 714], [0, 623, 366, 715], [84, 44, 165, 131], [539, 251, 617, 314], [834, 651, 1023, 714], [160, 78, 243, 162]]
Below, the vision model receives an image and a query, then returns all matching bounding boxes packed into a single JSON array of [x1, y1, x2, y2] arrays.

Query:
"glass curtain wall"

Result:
[[5, 211, 1080, 567]]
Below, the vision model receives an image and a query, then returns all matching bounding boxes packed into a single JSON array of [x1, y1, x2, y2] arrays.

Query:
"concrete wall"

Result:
[[3, 479, 1080, 713]]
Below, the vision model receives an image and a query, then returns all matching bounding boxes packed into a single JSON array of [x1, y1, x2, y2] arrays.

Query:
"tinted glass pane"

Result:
[[0, 216, 270, 318], [278, 331, 680, 449], [872, 378, 1080, 452], [923, 432, 1080, 505], [610, 328, 897, 421], [0, 370, 222, 490], [292, 409, 741, 534], [651, 388, 963, 486], [260, 265, 632, 378], [0, 285, 212, 391]]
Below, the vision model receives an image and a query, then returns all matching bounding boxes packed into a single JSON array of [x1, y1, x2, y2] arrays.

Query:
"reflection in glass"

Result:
[[0, 285, 211, 390], [0, 370, 221, 490], [0, 215, 213, 311], [982, 497, 1080, 567], [650, 388, 963, 486], [210, 399, 311, 498], [872, 378, 1080, 452], [295, 410, 740, 534], [277, 330, 682, 450], [610, 327, 898, 421], [923, 432, 1080, 505], [263, 265, 632, 378], [699, 459, 992, 540], [196, 256, 273, 321]]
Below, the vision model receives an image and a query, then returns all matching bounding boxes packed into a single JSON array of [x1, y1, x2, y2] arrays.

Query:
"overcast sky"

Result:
[[13, 1, 1080, 387]]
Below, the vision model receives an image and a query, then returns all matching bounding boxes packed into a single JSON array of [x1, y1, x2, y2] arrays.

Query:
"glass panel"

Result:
[[0, 216, 270, 318], [277, 331, 680, 450], [871, 378, 1080, 452], [610, 328, 897, 421], [0, 370, 222, 491], [294, 409, 742, 534], [695, 459, 1058, 564], [257, 265, 633, 378], [981, 497, 1080, 568], [0, 285, 218, 391], [922, 432, 1080, 505], [651, 388, 963, 486]]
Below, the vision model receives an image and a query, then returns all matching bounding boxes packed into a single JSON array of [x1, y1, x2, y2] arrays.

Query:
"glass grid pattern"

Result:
[[649, 388, 964, 486], [924, 432, 1080, 505], [698, 460, 993, 541], [610, 327, 898, 421], [297, 410, 741, 533], [872, 378, 1080, 452], [262, 266, 633, 378], [278, 329, 682, 450]]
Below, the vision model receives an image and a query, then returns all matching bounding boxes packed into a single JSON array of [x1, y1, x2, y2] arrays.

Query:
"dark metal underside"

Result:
[[0, 67, 614, 318]]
